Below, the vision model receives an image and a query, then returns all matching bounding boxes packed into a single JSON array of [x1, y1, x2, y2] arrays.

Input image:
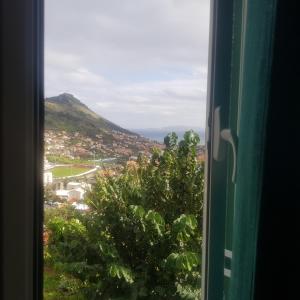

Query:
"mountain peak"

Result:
[[50, 93, 82, 105], [60, 92, 74, 98], [45, 94, 137, 137]]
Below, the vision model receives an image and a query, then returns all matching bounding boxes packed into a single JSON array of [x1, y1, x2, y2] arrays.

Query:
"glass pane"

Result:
[[44, 1, 210, 299]]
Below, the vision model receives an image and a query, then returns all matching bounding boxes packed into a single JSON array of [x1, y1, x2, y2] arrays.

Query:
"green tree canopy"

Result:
[[45, 131, 204, 299]]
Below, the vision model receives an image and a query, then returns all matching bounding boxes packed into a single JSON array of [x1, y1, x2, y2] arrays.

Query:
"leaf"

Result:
[[98, 241, 118, 258], [166, 252, 200, 272], [145, 210, 165, 236], [172, 214, 198, 242], [129, 205, 145, 219], [108, 264, 134, 284]]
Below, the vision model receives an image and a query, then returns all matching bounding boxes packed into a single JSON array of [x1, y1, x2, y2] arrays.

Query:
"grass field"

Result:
[[44, 267, 84, 300], [51, 166, 91, 178]]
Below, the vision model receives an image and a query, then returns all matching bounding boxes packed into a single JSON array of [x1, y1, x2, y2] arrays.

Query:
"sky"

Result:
[[45, 0, 210, 129]]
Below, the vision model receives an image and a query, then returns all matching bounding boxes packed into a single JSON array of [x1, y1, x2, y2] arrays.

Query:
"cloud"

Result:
[[45, 0, 210, 129]]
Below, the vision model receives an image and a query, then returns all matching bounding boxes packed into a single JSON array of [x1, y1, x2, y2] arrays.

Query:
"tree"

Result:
[[46, 131, 204, 299]]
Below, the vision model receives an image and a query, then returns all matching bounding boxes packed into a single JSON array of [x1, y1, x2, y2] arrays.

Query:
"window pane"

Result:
[[44, 1, 209, 299]]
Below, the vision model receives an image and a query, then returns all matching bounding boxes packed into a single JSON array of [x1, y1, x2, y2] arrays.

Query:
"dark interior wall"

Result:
[[255, 1, 300, 299], [0, 0, 44, 299]]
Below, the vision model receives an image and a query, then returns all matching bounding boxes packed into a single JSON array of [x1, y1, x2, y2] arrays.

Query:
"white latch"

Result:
[[213, 106, 238, 183]]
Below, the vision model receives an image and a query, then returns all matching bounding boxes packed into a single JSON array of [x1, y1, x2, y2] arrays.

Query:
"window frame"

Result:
[[202, 0, 278, 299], [1, 0, 44, 299], [1, 0, 291, 299], [201, 0, 234, 298]]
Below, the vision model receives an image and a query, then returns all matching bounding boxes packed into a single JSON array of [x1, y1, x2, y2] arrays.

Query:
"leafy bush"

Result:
[[45, 131, 204, 299]]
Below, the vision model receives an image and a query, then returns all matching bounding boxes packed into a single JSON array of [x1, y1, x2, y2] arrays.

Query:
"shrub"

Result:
[[46, 131, 204, 299]]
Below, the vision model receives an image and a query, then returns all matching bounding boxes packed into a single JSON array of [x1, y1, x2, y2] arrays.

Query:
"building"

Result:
[[55, 181, 91, 202], [43, 171, 53, 185]]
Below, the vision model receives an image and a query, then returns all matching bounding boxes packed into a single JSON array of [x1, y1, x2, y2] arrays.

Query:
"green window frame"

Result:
[[202, 0, 277, 299]]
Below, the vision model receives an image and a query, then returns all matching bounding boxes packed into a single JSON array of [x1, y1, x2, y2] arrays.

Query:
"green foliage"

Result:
[[108, 264, 134, 283], [166, 252, 200, 272], [45, 131, 204, 299], [44, 267, 85, 300], [173, 215, 198, 242]]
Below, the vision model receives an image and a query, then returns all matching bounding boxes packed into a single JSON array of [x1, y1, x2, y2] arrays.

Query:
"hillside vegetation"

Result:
[[45, 93, 136, 137]]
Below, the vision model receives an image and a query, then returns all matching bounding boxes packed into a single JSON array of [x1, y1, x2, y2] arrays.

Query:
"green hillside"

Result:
[[45, 93, 136, 137]]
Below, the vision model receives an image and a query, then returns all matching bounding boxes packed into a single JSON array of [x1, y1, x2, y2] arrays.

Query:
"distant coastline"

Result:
[[132, 128, 205, 145]]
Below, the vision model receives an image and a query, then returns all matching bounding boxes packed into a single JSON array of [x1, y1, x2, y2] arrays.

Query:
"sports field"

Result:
[[51, 166, 90, 178]]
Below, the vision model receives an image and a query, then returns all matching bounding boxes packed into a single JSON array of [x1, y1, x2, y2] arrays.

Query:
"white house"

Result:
[[43, 171, 53, 185], [55, 189, 69, 200], [66, 182, 81, 190], [68, 189, 82, 201], [56, 181, 91, 202]]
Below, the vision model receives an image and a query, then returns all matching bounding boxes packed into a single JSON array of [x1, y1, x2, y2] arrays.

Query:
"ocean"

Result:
[[133, 128, 205, 145]]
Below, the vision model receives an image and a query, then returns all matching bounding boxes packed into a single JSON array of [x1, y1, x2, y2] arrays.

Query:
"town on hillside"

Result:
[[44, 129, 157, 210], [44, 129, 163, 160], [44, 128, 205, 211]]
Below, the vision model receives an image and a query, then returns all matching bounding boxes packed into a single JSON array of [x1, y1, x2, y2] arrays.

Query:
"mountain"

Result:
[[44, 94, 163, 160], [45, 93, 136, 137]]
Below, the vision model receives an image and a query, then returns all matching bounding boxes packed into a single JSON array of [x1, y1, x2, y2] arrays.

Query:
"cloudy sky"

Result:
[[45, 0, 210, 129]]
